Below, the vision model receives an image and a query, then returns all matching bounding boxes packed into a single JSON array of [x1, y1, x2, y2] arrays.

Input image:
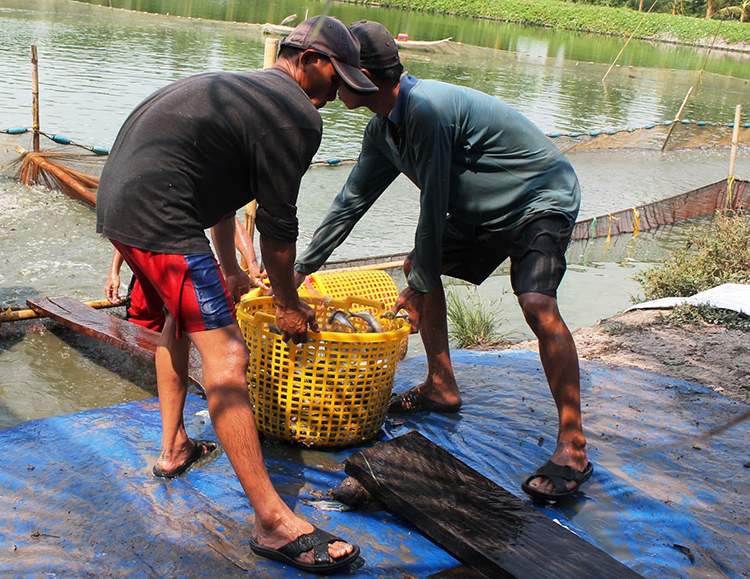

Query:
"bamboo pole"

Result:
[[263, 38, 279, 69], [241, 38, 279, 271], [661, 86, 694, 151], [726, 104, 742, 209], [602, 0, 659, 83], [15, 147, 97, 206], [31, 45, 40, 152], [1, 299, 119, 323]]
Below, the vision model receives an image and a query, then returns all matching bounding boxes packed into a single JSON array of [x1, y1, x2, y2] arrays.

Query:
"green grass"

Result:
[[633, 211, 750, 330], [372, 0, 750, 46], [445, 287, 509, 348]]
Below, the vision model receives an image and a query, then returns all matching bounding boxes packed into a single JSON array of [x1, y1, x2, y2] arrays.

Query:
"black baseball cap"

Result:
[[348, 20, 401, 70], [281, 16, 378, 94]]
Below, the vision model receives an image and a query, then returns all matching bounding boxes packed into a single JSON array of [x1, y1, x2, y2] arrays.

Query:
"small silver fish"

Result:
[[381, 310, 409, 321], [327, 310, 357, 332], [268, 323, 282, 335], [349, 311, 382, 333]]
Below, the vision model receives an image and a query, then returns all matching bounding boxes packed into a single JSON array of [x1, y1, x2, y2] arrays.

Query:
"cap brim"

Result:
[[331, 59, 378, 94]]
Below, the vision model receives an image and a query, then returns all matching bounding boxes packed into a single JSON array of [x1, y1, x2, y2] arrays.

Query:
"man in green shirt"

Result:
[[295, 20, 592, 502]]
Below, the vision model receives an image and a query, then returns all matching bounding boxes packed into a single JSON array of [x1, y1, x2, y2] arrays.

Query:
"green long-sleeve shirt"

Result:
[[296, 75, 580, 293]]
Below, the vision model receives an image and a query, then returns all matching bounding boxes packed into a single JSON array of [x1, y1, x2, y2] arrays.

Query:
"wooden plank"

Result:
[[345, 432, 644, 579], [26, 297, 204, 390]]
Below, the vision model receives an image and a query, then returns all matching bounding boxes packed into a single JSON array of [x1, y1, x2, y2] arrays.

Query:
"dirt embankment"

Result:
[[497, 309, 750, 404]]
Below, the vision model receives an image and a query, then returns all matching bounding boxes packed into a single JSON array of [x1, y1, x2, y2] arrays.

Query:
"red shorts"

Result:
[[126, 277, 165, 332], [111, 240, 236, 338]]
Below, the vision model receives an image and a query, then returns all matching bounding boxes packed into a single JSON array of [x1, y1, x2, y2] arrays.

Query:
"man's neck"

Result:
[[369, 79, 400, 117]]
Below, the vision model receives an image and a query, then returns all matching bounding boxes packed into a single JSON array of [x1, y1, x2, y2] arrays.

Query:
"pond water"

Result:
[[1, 0, 749, 427]]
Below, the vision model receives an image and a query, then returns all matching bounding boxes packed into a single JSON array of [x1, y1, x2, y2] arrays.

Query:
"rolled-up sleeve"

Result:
[[296, 124, 400, 274]]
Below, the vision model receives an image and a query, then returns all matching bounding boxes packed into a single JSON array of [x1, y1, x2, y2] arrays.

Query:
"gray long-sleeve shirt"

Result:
[[296, 75, 580, 293]]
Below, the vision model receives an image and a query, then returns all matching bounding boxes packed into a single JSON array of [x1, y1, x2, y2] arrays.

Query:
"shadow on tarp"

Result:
[[0, 349, 748, 578]]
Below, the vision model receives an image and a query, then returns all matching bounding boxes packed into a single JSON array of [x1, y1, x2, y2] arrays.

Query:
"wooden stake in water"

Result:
[[726, 104, 742, 210], [31, 45, 40, 153], [263, 37, 279, 70], [661, 86, 694, 152]]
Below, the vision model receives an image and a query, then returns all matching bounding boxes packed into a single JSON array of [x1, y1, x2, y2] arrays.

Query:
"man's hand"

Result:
[[224, 269, 253, 304], [105, 272, 122, 305], [275, 300, 320, 344], [247, 260, 269, 291], [391, 286, 424, 334]]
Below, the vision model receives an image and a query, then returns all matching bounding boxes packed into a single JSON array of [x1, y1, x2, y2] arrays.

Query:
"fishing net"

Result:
[[572, 179, 750, 242], [1, 129, 105, 205]]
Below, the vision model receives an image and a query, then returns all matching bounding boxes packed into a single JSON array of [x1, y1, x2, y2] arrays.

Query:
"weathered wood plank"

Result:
[[345, 431, 643, 579], [427, 565, 488, 579], [26, 297, 204, 390]]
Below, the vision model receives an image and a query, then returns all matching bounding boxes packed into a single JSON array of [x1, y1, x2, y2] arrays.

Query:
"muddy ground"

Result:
[[497, 309, 750, 404]]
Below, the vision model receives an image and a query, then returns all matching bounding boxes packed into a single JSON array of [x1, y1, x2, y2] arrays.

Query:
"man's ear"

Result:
[[299, 49, 320, 67]]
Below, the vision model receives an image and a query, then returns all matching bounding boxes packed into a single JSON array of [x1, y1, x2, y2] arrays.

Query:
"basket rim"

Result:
[[237, 295, 411, 343]]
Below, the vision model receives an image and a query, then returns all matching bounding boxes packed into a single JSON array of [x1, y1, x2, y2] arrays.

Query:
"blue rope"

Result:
[[543, 118, 748, 140]]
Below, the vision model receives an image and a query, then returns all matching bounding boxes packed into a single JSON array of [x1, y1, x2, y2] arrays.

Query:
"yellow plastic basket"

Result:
[[242, 269, 399, 312], [309, 269, 399, 310], [237, 295, 410, 447]]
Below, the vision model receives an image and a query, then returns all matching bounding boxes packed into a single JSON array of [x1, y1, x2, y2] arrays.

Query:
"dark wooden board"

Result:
[[26, 297, 204, 390], [345, 431, 643, 579], [426, 566, 487, 579]]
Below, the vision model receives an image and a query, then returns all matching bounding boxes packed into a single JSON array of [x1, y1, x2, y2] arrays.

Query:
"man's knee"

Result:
[[197, 330, 249, 383], [518, 292, 559, 328]]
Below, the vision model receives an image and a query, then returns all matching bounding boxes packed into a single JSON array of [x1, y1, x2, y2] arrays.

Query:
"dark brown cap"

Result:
[[281, 16, 378, 94], [348, 20, 401, 70]]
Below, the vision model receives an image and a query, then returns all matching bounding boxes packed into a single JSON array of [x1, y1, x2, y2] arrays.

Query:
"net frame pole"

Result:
[[602, 0, 658, 83], [726, 104, 742, 210], [661, 86, 694, 152], [31, 45, 40, 153]]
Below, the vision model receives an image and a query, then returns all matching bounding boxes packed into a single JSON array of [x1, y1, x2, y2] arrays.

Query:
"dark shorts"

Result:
[[439, 214, 573, 297], [111, 240, 236, 338]]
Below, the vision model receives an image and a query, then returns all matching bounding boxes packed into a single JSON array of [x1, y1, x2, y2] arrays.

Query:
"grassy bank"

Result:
[[368, 0, 750, 47]]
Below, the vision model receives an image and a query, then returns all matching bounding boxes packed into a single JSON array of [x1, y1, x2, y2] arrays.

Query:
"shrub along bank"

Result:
[[370, 0, 750, 48]]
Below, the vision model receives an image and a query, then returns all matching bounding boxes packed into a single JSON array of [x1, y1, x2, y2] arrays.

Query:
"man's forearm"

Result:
[[260, 235, 298, 309], [211, 216, 240, 275]]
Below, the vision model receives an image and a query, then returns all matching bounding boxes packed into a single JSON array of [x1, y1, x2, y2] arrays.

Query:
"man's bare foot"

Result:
[[153, 438, 219, 478], [388, 380, 462, 413], [252, 515, 355, 566], [526, 441, 589, 495]]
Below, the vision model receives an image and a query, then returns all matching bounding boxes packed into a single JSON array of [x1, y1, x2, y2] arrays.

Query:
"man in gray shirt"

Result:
[[295, 20, 592, 502]]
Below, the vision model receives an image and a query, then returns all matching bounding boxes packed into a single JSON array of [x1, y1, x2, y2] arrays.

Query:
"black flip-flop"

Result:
[[388, 387, 462, 414], [152, 438, 221, 479], [249, 527, 360, 574], [521, 460, 594, 503]]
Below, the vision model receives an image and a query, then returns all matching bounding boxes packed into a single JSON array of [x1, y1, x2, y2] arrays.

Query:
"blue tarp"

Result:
[[1, 349, 748, 578]]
